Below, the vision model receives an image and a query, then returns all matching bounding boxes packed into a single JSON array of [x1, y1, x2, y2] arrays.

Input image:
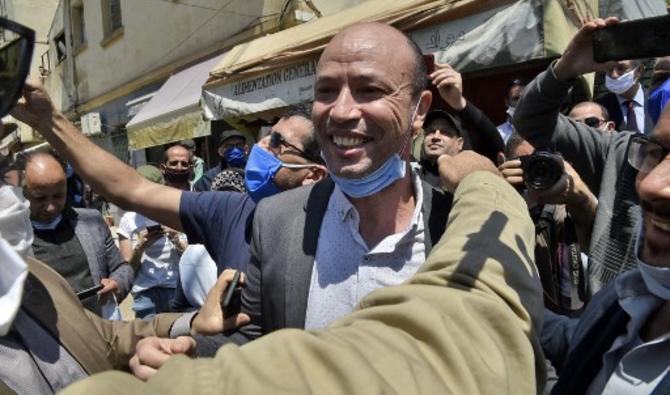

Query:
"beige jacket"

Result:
[[0, 257, 181, 395], [62, 172, 545, 395]]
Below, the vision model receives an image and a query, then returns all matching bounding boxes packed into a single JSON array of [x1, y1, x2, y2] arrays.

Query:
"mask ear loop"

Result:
[[397, 100, 422, 157]]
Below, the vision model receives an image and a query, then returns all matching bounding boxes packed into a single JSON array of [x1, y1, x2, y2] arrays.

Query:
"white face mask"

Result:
[[0, 185, 33, 336], [605, 68, 638, 95]]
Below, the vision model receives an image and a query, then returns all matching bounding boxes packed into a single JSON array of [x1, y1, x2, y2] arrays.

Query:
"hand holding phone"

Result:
[[76, 284, 104, 300], [221, 271, 242, 317]]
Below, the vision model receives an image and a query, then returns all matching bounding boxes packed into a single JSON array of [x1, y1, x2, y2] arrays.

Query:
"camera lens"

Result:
[[522, 152, 564, 190]]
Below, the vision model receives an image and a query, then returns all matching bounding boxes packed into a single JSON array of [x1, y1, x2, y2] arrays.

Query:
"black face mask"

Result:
[[163, 168, 192, 185]]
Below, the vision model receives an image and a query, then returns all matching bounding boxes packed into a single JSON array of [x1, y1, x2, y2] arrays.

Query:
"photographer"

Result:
[[513, 17, 645, 295], [498, 134, 596, 315]]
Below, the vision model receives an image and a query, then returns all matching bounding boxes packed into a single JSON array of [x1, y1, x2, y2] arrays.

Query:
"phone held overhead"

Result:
[[593, 14, 670, 63]]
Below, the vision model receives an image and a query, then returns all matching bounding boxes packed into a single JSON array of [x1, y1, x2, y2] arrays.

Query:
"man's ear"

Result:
[[301, 165, 327, 186], [604, 121, 616, 133], [456, 137, 464, 151], [412, 90, 433, 134], [217, 145, 225, 157]]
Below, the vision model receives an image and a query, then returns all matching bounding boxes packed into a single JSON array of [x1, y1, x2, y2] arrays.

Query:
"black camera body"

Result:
[[519, 151, 564, 191]]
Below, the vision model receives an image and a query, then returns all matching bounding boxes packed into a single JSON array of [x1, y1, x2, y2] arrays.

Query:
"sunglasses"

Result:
[[269, 131, 322, 164], [576, 117, 606, 128], [0, 17, 35, 118], [627, 136, 670, 173]]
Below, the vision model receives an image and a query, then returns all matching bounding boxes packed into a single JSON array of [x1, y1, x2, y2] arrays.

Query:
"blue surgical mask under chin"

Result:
[[244, 145, 282, 203], [329, 154, 407, 198], [32, 214, 63, 231], [636, 222, 670, 300]]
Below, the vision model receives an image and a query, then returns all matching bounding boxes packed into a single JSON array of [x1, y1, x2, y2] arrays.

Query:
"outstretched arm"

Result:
[[12, 78, 184, 231], [62, 153, 545, 395]]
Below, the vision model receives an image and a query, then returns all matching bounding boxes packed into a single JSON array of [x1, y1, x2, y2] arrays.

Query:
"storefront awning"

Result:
[[127, 54, 225, 150], [200, 0, 613, 121], [202, 0, 497, 120]]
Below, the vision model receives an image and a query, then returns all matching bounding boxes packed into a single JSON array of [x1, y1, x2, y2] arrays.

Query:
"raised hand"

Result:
[[429, 63, 466, 110]]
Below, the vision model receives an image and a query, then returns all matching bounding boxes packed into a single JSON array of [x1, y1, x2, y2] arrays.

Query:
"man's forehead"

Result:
[[317, 24, 413, 78], [166, 146, 189, 159], [274, 116, 311, 140], [571, 103, 602, 118]]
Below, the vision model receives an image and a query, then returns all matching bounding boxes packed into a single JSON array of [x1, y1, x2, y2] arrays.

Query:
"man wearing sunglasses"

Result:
[[513, 17, 654, 296], [542, 99, 670, 395], [516, 18, 670, 392], [568, 101, 615, 133]]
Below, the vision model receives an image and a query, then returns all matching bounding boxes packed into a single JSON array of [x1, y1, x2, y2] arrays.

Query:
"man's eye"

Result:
[[315, 85, 337, 98], [355, 86, 385, 100]]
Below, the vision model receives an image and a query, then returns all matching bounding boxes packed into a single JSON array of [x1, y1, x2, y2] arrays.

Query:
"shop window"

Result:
[[100, 0, 123, 45]]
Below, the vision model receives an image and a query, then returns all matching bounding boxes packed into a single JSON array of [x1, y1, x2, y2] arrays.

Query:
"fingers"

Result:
[[437, 151, 499, 193], [130, 337, 195, 381], [129, 354, 158, 381], [496, 152, 506, 167], [168, 336, 197, 355], [98, 278, 117, 295], [223, 312, 251, 331]]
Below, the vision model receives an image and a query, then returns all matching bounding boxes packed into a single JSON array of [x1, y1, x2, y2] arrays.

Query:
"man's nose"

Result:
[[637, 156, 670, 205], [330, 88, 360, 123], [45, 202, 59, 214]]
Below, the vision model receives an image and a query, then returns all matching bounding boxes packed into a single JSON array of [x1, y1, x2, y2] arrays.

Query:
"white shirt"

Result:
[[304, 170, 426, 329], [616, 85, 646, 134], [117, 212, 182, 293], [497, 119, 515, 143]]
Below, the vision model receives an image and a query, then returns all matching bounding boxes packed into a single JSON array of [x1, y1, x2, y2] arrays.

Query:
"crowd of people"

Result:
[[0, 13, 669, 395]]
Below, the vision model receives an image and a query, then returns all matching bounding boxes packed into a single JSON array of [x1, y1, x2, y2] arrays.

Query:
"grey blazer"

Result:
[[195, 177, 453, 355], [66, 208, 133, 300]]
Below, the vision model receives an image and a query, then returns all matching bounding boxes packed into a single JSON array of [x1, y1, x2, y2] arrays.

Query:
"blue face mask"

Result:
[[224, 147, 246, 168], [329, 155, 406, 198], [327, 102, 420, 198], [244, 145, 282, 203], [32, 214, 63, 231]]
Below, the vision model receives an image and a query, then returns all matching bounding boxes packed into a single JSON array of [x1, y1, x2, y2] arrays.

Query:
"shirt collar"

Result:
[[616, 84, 644, 107]]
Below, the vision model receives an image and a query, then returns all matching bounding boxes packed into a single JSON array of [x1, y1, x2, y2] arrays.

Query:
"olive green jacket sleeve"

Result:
[[24, 257, 182, 373], [62, 171, 545, 395]]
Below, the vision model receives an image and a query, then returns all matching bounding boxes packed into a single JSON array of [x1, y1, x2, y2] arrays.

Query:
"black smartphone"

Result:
[[424, 54, 435, 75], [222, 271, 242, 316], [593, 15, 670, 63], [76, 284, 103, 300], [146, 224, 163, 234]]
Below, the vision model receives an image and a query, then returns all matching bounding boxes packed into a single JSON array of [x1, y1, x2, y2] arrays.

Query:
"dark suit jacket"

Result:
[[596, 88, 653, 134], [196, 177, 453, 355], [0, 257, 181, 394], [542, 270, 670, 394]]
